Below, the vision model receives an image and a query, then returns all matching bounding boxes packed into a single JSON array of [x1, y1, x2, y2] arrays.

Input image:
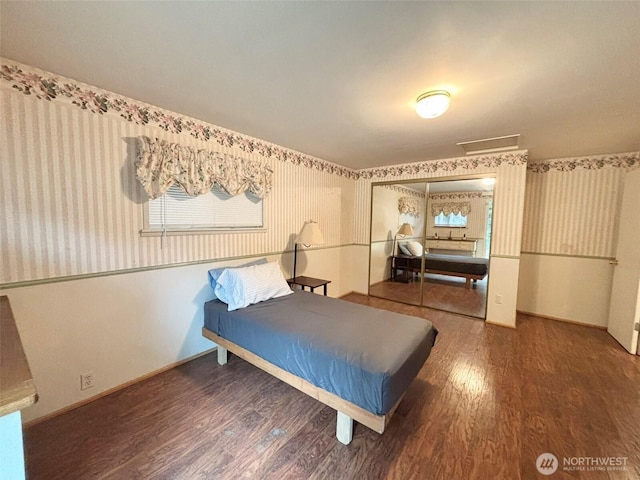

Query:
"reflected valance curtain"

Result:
[[136, 136, 273, 200], [431, 202, 471, 217], [398, 197, 420, 216]]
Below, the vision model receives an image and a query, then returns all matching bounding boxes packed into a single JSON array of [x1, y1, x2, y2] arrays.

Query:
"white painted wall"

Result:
[[369, 242, 392, 285], [348, 245, 370, 295], [6, 264, 215, 423], [486, 257, 521, 327], [290, 246, 353, 297], [517, 254, 614, 327]]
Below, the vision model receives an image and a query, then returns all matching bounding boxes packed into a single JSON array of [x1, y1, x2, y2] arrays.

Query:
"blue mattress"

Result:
[[203, 290, 438, 415]]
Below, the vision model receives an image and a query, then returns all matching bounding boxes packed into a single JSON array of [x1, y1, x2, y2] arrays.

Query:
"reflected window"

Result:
[[434, 212, 468, 228]]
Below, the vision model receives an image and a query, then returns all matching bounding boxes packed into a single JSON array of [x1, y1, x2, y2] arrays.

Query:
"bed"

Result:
[[202, 290, 438, 445], [393, 253, 489, 288]]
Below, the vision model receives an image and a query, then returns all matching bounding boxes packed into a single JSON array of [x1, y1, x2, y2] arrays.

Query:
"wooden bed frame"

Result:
[[397, 265, 485, 288], [393, 256, 486, 288], [202, 327, 402, 445], [425, 269, 486, 288]]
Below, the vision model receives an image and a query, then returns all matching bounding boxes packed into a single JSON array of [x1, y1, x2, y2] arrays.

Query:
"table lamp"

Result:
[[293, 220, 325, 279], [393, 223, 414, 256]]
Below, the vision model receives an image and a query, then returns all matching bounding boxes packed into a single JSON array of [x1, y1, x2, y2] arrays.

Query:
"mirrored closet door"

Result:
[[369, 182, 427, 306], [369, 177, 494, 319]]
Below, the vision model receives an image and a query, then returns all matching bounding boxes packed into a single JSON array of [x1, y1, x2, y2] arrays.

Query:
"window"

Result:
[[434, 212, 468, 228], [144, 185, 264, 234]]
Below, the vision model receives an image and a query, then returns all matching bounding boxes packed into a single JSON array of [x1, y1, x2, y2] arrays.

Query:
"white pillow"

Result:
[[398, 242, 412, 256], [214, 261, 293, 311], [406, 241, 423, 256], [207, 258, 267, 289]]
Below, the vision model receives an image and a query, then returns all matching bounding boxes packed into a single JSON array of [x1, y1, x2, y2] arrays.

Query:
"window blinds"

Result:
[[148, 185, 263, 229]]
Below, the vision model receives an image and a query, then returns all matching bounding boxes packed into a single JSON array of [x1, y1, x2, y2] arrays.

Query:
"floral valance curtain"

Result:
[[136, 136, 273, 200], [431, 202, 471, 217], [398, 197, 420, 217]]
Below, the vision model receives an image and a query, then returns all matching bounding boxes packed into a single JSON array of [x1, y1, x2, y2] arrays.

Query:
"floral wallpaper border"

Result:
[[429, 192, 487, 200], [382, 184, 426, 198], [528, 152, 640, 173], [358, 151, 528, 180], [0, 59, 358, 180]]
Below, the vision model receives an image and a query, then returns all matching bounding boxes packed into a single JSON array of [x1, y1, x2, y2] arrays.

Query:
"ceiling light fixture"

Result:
[[415, 90, 451, 119]]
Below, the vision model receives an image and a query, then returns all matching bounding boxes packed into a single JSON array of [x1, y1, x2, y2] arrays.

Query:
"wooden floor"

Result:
[[24, 294, 640, 479], [369, 274, 487, 318]]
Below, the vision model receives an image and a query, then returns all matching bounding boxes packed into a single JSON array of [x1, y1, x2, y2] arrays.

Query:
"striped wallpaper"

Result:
[[491, 163, 527, 257], [4, 58, 633, 287], [522, 166, 625, 258], [0, 85, 355, 285]]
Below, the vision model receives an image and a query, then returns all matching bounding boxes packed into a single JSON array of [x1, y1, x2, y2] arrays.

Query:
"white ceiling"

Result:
[[1, 1, 639, 170]]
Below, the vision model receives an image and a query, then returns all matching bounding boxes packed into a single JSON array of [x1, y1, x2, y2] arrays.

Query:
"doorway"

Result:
[[368, 177, 495, 319]]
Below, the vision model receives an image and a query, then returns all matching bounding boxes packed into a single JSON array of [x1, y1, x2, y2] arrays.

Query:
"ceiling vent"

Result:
[[457, 134, 520, 155]]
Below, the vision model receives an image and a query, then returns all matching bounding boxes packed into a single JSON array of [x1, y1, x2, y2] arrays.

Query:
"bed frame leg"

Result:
[[217, 346, 228, 365], [336, 411, 353, 445]]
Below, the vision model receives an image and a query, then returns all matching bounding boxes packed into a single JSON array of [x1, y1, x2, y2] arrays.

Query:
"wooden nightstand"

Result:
[[286, 276, 331, 296], [390, 255, 414, 283]]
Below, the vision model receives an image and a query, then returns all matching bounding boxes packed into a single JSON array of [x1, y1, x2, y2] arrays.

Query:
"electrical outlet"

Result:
[[80, 372, 94, 390], [495, 295, 503, 305]]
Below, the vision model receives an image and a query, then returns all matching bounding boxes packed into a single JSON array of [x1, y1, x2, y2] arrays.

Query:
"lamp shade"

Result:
[[397, 223, 414, 236], [297, 221, 325, 246], [415, 90, 450, 119]]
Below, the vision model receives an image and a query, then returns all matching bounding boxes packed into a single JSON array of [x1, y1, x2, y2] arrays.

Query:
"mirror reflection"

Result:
[[369, 182, 426, 306], [369, 178, 494, 319]]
